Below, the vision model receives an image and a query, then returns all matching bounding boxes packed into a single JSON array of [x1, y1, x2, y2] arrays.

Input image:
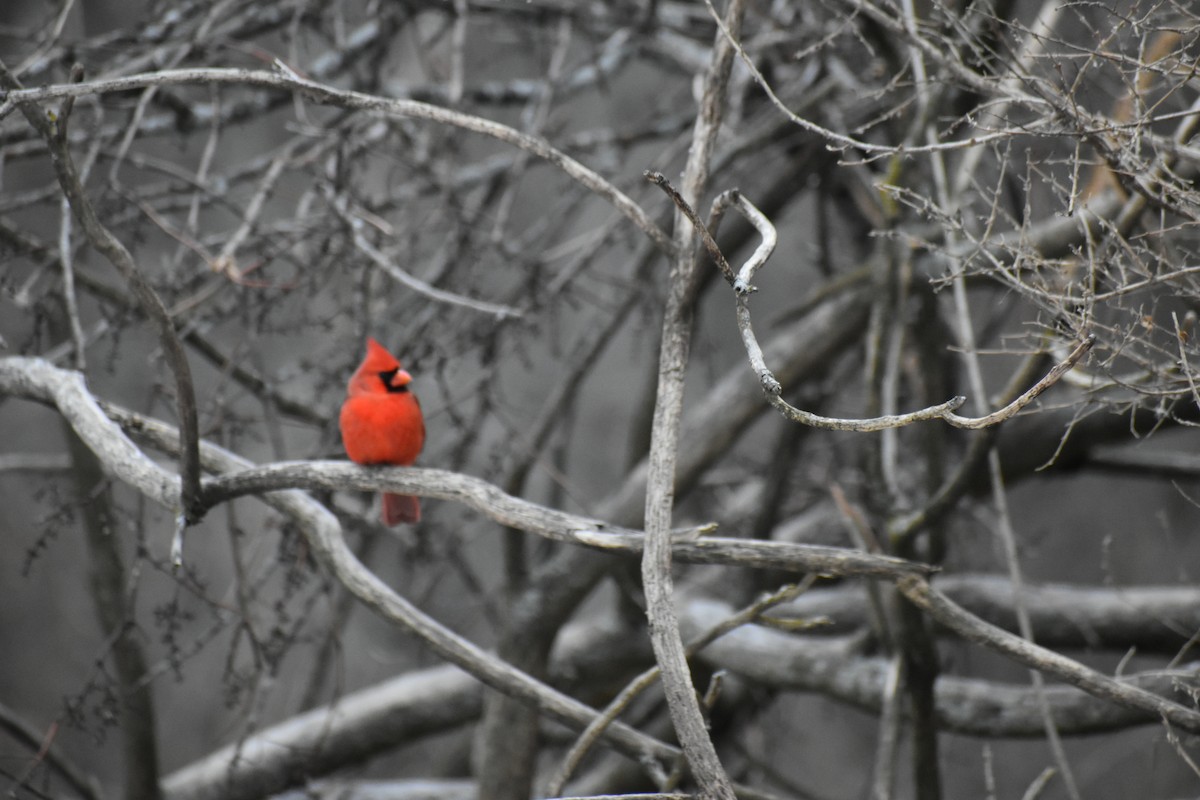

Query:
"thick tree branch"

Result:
[[897, 576, 1200, 733], [0, 356, 683, 777], [681, 597, 1200, 737]]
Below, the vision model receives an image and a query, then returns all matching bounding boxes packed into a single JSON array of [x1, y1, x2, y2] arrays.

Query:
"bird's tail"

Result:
[[383, 492, 421, 525]]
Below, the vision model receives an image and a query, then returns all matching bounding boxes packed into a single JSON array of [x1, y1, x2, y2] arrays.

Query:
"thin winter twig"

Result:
[[927, 36, 1083, 787], [658, 179, 1097, 432], [0, 66, 674, 254], [0, 700, 102, 800], [699, 0, 1027, 159], [547, 579, 819, 796], [871, 655, 904, 800], [644, 170, 736, 286], [0, 58, 206, 535], [327, 191, 524, 320]]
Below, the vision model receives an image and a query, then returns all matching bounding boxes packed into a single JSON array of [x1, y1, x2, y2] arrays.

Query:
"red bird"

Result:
[[339, 338, 426, 525]]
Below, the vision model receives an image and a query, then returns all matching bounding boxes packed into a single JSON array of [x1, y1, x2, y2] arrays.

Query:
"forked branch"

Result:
[[647, 174, 1096, 432]]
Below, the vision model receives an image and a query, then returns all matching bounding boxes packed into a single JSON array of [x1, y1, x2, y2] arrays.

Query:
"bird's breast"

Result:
[[339, 394, 425, 465]]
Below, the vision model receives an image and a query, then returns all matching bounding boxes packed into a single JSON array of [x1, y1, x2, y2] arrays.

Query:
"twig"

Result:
[[327, 190, 523, 319], [0, 58, 206, 529], [1019, 768, 1058, 800], [64, 417, 163, 800], [871, 656, 904, 800], [488, 14, 573, 242], [657, 180, 1096, 432], [547, 580, 818, 796], [940, 337, 1096, 429], [56, 63, 92, 373], [0, 66, 674, 254], [12, 0, 78, 77], [0, 700, 103, 800], [644, 170, 736, 286], [950, 0, 1063, 200], [210, 138, 300, 280], [449, 0, 468, 105], [926, 47, 1083, 793], [58, 196, 85, 368], [887, 344, 1054, 542], [699, 0, 1025, 159]]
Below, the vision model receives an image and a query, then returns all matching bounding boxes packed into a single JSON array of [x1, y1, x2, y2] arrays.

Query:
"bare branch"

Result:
[[897, 576, 1200, 734], [640, 1, 747, 794], [706, 190, 1096, 431], [547, 580, 817, 797], [682, 595, 1200, 737], [0, 58, 206, 527], [645, 170, 736, 286], [327, 190, 524, 320], [0, 355, 683, 774], [1, 66, 673, 254], [0, 699, 103, 800]]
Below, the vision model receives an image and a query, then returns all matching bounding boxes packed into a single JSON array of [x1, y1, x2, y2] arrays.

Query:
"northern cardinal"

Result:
[[339, 337, 426, 524]]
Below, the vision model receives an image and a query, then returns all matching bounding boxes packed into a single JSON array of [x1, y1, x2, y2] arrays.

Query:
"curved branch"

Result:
[[0, 356, 683, 776], [897, 576, 1200, 733], [709, 188, 1096, 432], [0, 357, 180, 504], [1, 66, 672, 255], [0, 59, 204, 526], [195, 459, 929, 580]]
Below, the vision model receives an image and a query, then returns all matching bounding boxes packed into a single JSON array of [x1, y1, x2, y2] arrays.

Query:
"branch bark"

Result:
[[640, 3, 745, 794], [897, 576, 1200, 733], [0, 58, 205, 529]]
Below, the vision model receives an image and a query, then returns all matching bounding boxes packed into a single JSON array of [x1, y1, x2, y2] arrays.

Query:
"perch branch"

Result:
[[0, 356, 683, 776]]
